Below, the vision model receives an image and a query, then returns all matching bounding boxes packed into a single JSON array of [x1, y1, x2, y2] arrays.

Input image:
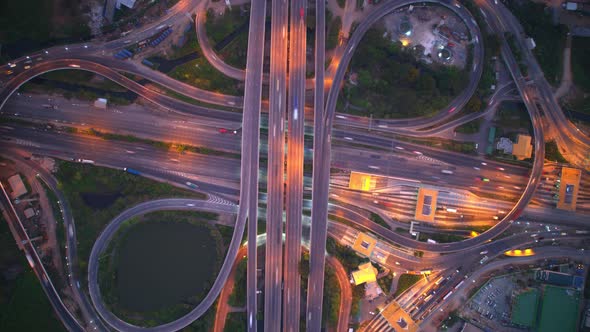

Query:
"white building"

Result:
[[116, 0, 136, 9], [94, 98, 108, 109]]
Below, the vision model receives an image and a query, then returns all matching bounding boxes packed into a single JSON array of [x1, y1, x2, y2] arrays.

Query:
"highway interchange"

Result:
[[0, 0, 589, 331]]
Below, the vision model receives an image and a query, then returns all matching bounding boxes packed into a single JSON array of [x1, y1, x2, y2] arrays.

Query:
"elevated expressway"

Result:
[[282, 0, 308, 329], [263, 0, 288, 328], [240, 0, 267, 330], [306, 0, 546, 328], [1, 0, 582, 330]]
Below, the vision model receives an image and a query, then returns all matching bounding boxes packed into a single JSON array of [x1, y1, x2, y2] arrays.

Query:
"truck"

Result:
[[442, 291, 453, 301], [441, 170, 454, 175], [142, 59, 156, 69], [26, 253, 35, 268], [124, 167, 141, 176], [186, 181, 198, 189], [563, 2, 583, 11], [76, 159, 95, 164]]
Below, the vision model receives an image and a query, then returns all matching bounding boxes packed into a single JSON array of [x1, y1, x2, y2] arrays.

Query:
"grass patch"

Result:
[[168, 58, 243, 95], [219, 29, 248, 69], [454, 119, 481, 134], [378, 273, 393, 295], [369, 212, 391, 230], [224, 312, 246, 332], [544, 140, 567, 163], [327, 17, 342, 50], [54, 161, 206, 288], [70, 127, 240, 158], [228, 257, 247, 307], [393, 273, 423, 298], [418, 232, 466, 243], [145, 81, 242, 112], [41, 70, 129, 92], [322, 267, 341, 328], [205, 7, 249, 46]]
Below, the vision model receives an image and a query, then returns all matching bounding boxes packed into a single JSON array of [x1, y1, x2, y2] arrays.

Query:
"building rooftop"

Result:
[[512, 134, 533, 160], [381, 301, 417, 332], [352, 232, 377, 258], [116, 0, 136, 9], [557, 167, 581, 211], [349, 172, 375, 191], [352, 262, 378, 285], [24, 208, 35, 219], [7, 174, 27, 199], [415, 187, 438, 222], [496, 137, 513, 154]]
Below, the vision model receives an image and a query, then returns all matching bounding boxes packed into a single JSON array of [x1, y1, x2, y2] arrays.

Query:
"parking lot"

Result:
[[462, 275, 522, 331]]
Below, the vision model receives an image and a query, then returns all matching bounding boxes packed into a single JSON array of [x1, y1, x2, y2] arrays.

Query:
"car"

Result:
[[300, 7, 304, 18], [497, 167, 505, 171], [448, 107, 456, 113], [219, 128, 228, 134], [413, 151, 423, 155], [186, 203, 195, 207], [8, 63, 16, 68], [5, 70, 13, 75], [24, 65, 31, 70]]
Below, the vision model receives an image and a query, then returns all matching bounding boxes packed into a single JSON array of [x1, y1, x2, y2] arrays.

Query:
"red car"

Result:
[[300, 7, 304, 18], [448, 107, 456, 113], [219, 128, 239, 135]]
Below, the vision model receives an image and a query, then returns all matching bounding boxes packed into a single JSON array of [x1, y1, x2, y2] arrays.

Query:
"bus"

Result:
[[434, 276, 445, 285], [443, 291, 453, 301]]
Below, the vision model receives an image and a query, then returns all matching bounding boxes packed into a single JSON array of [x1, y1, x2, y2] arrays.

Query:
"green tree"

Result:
[[417, 74, 436, 92], [357, 69, 373, 88], [465, 96, 482, 114]]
